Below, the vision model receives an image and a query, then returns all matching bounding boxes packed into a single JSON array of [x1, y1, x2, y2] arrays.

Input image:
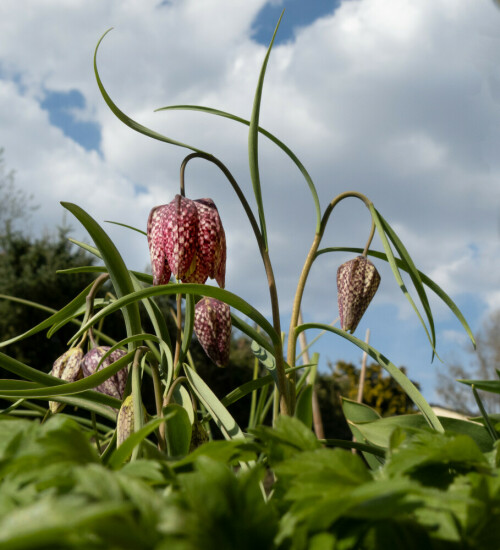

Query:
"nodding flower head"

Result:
[[194, 297, 231, 367], [81, 346, 128, 400], [337, 255, 380, 334], [147, 195, 226, 287], [49, 347, 84, 413]]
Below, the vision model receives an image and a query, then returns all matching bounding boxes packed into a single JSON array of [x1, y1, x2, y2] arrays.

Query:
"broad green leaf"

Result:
[[353, 414, 492, 452], [95, 28, 205, 153], [183, 364, 245, 440], [108, 416, 169, 469], [321, 438, 385, 458], [164, 403, 192, 457], [172, 439, 258, 470], [342, 397, 381, 423], [316, 246, 475, 349], [294, 384, 313, 429], [247, 11, 284, 249], [296, 323, 444, 433], [173, 384, 195, 424], [62, 202, 143, 346], [69, 283, 281, 348]]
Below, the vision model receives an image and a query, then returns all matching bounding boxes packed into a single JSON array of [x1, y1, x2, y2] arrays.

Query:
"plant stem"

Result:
[[150, 358, 166, 450], [180, 152, 290, 415], [287, 192, 373, 369]]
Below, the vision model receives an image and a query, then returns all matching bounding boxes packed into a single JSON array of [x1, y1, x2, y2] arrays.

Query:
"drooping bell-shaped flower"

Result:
[[184, 198, 226, 288], [337, 255, 381, 334], [49, 347, 84, 413], [81, 346, 128, 400], [147, 194, 226, 287], [194, 297, 231, 367]]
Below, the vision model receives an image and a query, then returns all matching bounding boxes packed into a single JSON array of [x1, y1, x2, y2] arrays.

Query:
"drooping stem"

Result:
[[79, 273, 110, 348], [287, 192, 373, 368], [180, 152, 290, 415]]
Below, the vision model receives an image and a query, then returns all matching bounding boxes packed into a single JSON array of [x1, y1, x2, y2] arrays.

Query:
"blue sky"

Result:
[[0, 0, 499, 407]]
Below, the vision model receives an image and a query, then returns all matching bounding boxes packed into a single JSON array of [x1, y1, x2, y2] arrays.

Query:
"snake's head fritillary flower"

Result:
[[49, 347, 84, 413], [81, 346, 128, 400], [184, 198, 226, 288], [194, 297, 231, 367], [337, 255, 381, 334], [147, 195, 226, 287]]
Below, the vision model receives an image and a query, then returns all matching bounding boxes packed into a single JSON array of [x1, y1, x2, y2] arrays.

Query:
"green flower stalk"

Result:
[[337, 255, 381, 333]]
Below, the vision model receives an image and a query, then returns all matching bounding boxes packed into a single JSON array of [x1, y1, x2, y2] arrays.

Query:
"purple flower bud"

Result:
[[337, 255, 381, 334], [49, 347, 84, 413], [147, 195, 226, 287], [194, 297, 231, 367], [81, 346, 128, 399]]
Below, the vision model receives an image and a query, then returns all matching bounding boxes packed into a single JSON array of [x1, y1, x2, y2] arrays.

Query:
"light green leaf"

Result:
[[296, 323, 444, 433], [248, 11, 284, 249], [294, 384, 313, 429], [164, 403, 192, 457], [94, 28, 205, 153], [183, 364, 245, 440]]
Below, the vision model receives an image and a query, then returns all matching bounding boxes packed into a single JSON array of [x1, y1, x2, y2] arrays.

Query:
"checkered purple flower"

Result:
[[337, 255, 380, 334], [81, 346, 128, 400], [147, 195, 226, 287], [194, 297, 231, 367]]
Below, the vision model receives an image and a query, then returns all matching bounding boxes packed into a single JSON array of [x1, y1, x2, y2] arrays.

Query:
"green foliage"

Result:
[[1, 415, 500, 549], [333, 360, 419, 417]]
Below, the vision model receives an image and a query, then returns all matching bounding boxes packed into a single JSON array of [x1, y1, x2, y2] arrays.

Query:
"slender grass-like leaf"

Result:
[[221, 365, 306, 408], [294, 384, 313, 429], [295, 323, 444, 433], [179, 294, 194, 369], [247, 11, 284, 250], [0, 349, 136, 398], [250, 340, 278, 384], [156, 105, 322, 232], [164, 403, 192, 457], [0, 282, 94, 348], [316, 246, 475, 349], [69, 238, 101, 258], [62, 203, 143, 346], [376, 208, 436, 359], [368, 205, 438, 358], [108, 416, 169, 468], [69, 283, 280, 348], [471, 385, 498, 442], [105, 220, 147, 236], [57, 265, 154, 285], [231, 312, 274, 354], [458, 379, 500, 394], [94, 29, 205, 154], [183, 363, 245, 440]]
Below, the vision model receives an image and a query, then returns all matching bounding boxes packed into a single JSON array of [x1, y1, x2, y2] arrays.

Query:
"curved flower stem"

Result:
[[81, 273, 110, 348], [164, 376, 188, 406], [286, 192, 374, 369], [180, 152, 290, 415]]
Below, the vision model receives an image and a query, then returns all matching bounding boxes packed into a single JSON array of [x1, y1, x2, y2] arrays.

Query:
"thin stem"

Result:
[[164, 376, 188, 406], [180, 152, 289, 415], [131, 347, 148, 461], [287, 192, 373, 370], [173, 293, 183, 372], [150, 358, 166, 450], [83, 273, 110, 348]]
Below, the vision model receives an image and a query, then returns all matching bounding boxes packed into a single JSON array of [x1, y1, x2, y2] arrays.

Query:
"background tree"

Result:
[[436, 310, 500, 415]]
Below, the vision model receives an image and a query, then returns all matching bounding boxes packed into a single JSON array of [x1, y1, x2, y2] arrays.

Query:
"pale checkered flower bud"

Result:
[[81, 346, 128, 399], [337, 256, 380, 333], [49, 347, 84, 413], [147, 195, 226, 287], [117, 395, 134, 447], [194, 297, 231, 367]]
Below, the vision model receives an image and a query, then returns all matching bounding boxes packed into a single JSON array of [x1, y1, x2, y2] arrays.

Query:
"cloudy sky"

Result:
[[0, 0, 499, 404]]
